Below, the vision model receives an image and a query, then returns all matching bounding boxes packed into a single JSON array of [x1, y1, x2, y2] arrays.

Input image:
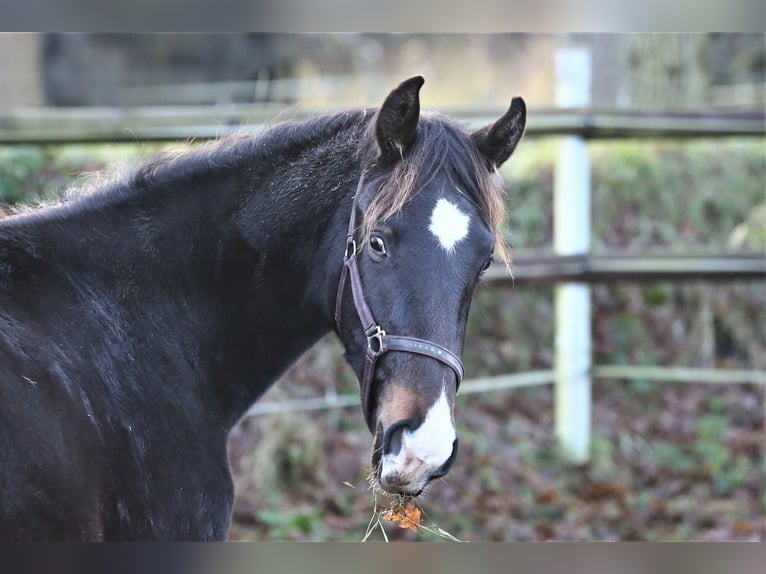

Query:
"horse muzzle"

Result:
[[372, 415, 459, 496]]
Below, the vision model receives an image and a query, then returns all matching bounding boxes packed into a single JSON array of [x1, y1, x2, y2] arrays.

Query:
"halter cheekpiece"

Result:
[[334, 173, 465, 432]]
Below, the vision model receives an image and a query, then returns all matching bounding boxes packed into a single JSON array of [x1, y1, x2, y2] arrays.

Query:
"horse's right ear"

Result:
[[374, 76, 424, 162], [471, 97, 526, 170]]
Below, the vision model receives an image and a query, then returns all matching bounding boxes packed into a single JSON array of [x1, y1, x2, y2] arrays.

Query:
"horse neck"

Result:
[[208, 156, 359, 419], [140, 138, 360, 422]]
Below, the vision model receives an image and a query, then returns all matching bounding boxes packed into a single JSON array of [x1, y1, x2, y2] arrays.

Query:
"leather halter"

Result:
[[334, 174, 465, 432]]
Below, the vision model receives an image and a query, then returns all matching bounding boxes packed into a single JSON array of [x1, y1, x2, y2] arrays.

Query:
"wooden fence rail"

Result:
[[487, 251, 766, 284], [244, 366, 765, 419], [0, 105, 763, 144]]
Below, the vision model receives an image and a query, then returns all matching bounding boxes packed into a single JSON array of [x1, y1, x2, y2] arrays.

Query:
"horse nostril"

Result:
[[382, 419, 413, 456], [429, 438, 458, 480]]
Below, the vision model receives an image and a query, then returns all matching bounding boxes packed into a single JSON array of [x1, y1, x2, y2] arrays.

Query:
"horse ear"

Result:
[[375, 75, 424, 162], [471, 97, 526, 170]]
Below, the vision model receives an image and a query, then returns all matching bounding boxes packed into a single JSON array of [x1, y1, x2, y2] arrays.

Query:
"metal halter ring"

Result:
[[366, 325, 387, 357], [344, 238, 357, 260]]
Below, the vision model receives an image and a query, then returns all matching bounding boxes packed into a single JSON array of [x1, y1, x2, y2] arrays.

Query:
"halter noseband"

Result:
[[334, 174, 465, 432]]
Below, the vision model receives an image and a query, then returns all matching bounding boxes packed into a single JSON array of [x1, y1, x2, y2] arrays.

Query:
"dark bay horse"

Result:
[[0, 76, 526, 540]]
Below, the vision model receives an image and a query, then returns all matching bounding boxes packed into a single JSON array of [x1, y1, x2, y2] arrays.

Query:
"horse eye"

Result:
[[480, 257, 493, 274], [369, 235, 387, 255]]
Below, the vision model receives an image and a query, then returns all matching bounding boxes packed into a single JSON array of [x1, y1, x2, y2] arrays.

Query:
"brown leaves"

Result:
[[381, 498, 422, 531]]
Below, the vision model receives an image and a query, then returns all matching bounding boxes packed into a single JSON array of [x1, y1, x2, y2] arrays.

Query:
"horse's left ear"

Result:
[[471, 97, 526, 170], [375, 75, 424, 162]]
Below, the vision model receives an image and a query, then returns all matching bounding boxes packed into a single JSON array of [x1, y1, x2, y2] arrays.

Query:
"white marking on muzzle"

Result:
[[381, 386, 456, 491], [429, 197, 470, 253]]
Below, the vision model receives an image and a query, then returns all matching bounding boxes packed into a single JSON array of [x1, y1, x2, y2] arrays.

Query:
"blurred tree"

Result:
[[624, 35, 711, 110], [572, 34, 712, 110]]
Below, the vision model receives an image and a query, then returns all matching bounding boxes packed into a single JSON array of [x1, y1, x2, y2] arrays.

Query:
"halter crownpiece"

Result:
[[335, 173, 465, 432]]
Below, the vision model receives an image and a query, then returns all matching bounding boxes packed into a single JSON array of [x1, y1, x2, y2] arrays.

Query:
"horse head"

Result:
[[335, 76, 526, 496]]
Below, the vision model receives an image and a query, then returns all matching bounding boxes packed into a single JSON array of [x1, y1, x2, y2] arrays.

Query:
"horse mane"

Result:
[[13, 110, 372, 219], [360, 111, 510, 266], [127, 109, 372, 196]]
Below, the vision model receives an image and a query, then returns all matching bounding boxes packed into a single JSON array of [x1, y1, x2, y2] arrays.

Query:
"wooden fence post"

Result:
[[554, 46, 593, 464]]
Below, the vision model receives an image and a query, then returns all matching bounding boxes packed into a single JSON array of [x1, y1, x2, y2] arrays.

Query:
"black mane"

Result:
[[132, 110, 373, 191], [20, 110, 374, 222]]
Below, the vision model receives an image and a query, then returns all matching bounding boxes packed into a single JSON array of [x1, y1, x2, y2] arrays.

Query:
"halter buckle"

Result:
[[366, 325, 387, 357]]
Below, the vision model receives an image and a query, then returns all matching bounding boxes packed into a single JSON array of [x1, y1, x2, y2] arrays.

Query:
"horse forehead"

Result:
[[427, 196, 471, 253]]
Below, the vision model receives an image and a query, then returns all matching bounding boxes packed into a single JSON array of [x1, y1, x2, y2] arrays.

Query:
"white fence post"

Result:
[[554, 47, 593, 464]]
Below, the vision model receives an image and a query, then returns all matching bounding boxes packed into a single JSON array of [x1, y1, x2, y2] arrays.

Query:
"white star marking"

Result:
[[428, 197, 470, 253]]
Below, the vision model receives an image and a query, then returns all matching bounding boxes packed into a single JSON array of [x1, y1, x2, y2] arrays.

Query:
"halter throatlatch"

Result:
[[334, 174, 465, 432]]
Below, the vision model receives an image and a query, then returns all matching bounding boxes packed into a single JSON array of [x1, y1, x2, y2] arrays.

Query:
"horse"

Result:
[[0, 76, 526, 541]]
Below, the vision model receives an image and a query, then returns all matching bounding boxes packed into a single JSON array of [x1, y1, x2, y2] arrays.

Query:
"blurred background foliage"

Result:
[[0, 33, 763, 540]]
